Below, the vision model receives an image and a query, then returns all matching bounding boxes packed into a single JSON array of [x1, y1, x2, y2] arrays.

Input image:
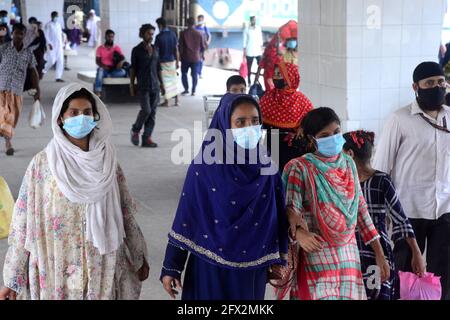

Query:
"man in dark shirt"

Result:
[[155, 17, 179, 107], [195, 14, 211, 79], [130, 23, 163, 148], [179, 17, 205, 96]]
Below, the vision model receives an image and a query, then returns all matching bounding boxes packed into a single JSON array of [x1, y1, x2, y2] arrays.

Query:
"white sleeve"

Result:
[[243, 28, 248, 49], [258, 27, 264, 47], [44, 23, 52, 45], [372, 113, 402, 175]]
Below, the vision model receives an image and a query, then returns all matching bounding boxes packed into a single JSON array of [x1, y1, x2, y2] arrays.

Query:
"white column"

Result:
[[24, 0, 64, 24], [299, 0, 446, 136], [101, 0, 164, 60]]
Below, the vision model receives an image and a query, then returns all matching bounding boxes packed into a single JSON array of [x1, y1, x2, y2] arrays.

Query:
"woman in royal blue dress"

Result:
[[160, 93, 289, 300]]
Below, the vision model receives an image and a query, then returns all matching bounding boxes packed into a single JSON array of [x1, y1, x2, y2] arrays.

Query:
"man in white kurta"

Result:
[[86, 10, 101, 48], [43, 11, 64, 82]]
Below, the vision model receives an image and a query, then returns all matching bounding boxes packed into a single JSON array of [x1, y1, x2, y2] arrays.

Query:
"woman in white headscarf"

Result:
[[0, 83, 149, 300]]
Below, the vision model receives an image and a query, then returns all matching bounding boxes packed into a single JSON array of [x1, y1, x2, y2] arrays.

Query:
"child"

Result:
[[343, 130, 426, 300], [226, 75, 247, 94]]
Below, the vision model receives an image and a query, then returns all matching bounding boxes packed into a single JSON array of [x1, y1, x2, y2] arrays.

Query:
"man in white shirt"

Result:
[[43, 11, 64, 82], [373, 61, 450, 300], [243, 16, 263, 86]]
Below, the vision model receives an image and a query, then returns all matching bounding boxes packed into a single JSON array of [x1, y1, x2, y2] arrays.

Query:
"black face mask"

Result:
[[273, 79, 286, 89], [417, 86, 446, 111], [105, 40, 114, 46]]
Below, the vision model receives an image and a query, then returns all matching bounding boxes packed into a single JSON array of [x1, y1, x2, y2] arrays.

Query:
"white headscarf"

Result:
[[46, 83, 125, 255]]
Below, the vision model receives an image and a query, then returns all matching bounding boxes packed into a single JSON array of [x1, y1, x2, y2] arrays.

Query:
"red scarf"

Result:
[[260, 62, 313, 129], [259, 20, 298, 91]]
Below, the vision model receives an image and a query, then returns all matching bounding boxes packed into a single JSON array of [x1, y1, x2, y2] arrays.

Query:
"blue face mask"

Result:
[[315, 133, 345, 157], [63, 115, 97, 139], [231, 125, 262, 149], [286, 40, 297, 49]]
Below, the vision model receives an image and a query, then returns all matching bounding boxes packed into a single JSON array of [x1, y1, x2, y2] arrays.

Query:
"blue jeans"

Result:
[[181, 61, 200, 93], [94, 68, 127, 92]]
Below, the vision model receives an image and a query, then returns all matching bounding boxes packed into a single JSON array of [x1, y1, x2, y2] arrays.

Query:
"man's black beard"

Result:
[[416, 96, 444, 112]]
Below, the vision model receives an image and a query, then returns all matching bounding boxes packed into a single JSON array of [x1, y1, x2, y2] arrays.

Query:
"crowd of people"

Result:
[[0, 8, 100, 156], [0, 11, 449, 302]]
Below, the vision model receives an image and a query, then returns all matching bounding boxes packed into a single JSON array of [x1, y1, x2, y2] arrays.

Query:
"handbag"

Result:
[[0, 176, 14, 239], [239, 58, 248, 79], [269, 242, 299, 289], [29, 99, 46, 129], [113, 51, 125, 69], [248, 81, 265, 99]]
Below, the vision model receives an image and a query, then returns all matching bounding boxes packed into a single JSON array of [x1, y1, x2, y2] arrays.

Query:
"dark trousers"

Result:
[[393, 213, 450, 300], [132, 89, 159, 137], [181, 61, 201, 93], [246, 55, 261, 85]]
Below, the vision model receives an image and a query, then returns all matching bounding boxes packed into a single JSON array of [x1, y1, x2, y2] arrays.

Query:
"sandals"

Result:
[[6, 148, 14, 156]]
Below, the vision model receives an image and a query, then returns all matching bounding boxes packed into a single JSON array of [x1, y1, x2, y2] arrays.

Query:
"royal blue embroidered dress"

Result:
[[160, 94, 289, 300]]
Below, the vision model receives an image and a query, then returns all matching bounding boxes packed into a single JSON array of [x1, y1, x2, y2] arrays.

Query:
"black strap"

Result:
[[419, 114, 450, 133]]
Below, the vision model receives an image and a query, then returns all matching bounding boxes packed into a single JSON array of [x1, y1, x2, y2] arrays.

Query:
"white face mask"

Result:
[[231, 125, 263, 149]]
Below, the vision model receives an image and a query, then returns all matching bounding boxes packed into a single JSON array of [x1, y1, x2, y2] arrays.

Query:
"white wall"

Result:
[[24, 0, 64, 25], [299, 0, 446, 136], [0, 0, 12, 12], [101, 0, 164, 60]]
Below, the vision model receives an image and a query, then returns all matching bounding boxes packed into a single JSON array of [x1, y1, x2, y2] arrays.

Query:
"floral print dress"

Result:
[[2, 151, 148, 300]]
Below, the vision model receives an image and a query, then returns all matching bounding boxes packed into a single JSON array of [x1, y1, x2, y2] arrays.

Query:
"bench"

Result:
[[77, 71, 138, 103]]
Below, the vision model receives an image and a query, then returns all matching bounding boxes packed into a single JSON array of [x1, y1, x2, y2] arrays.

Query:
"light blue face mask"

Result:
[[315, 133, 345, 157], [63, 115, 97, 139], [286, 40, 297, 49], [231, 125, 262, 149]]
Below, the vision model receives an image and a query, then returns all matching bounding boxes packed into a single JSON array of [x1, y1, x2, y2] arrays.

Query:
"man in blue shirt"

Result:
[[155, 17, 179, 107], [195, 14, 211, 79]]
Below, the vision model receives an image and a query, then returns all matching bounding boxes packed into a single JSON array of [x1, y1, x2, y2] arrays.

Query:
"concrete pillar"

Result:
[[24, 0, 64, 24], [299, 0, 447, 135], [100, 0, 163, 59]]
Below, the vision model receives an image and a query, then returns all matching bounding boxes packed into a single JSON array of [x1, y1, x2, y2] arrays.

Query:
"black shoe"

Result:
[[64, 67, 71, 71], [191, 92, 196, 96], [142, 136, 158, 148], [181, 90, 189, 96], [6, 148, 14, 156], [131, 130, 140, 146], [56, 79, 65, 83]]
